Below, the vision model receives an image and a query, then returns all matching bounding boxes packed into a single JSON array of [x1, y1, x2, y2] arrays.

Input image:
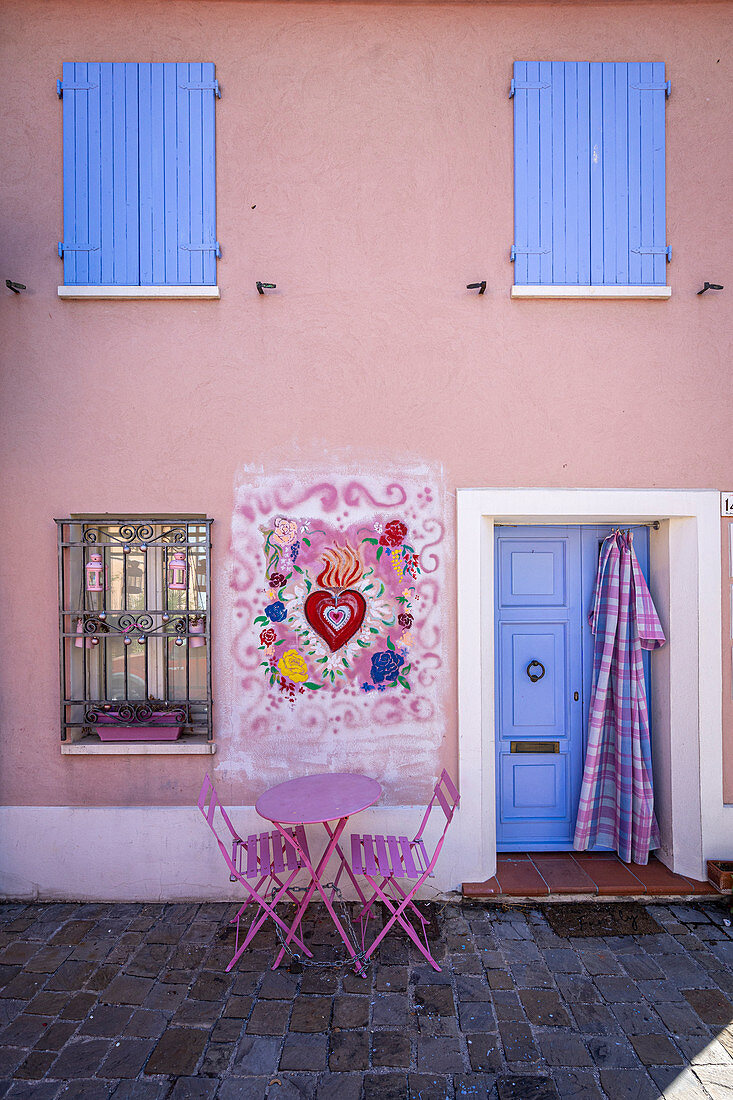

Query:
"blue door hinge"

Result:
[[632, 246, 672, 262], [58, 242, 100, 257], [179, 80, 221, 98], [510, 79, 551, 98], [57, 79, 97, 97], [181, 241, 222, 257], [510, 245, 551, 261], [630, 80, 671, 97]]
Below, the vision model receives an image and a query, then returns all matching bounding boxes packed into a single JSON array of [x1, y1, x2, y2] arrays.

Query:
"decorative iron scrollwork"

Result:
[[85, 703, 188, 725], [83, 524, 188, 546]]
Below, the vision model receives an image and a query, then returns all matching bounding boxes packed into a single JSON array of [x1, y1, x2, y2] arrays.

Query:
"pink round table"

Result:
[[255, 772, 382, 974]]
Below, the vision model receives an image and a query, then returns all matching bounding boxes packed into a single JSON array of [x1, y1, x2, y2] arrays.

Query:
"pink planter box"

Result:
[[93, 713, 183, 742]]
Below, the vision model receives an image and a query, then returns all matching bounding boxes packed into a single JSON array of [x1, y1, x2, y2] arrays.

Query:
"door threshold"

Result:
[[463, 852, 719, 899]]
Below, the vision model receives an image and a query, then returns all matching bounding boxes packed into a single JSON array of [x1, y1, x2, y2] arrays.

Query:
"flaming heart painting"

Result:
[[227, 471, 446, 785]]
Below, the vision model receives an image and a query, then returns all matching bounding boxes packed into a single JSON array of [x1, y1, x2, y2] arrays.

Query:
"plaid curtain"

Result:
[[573, 531, 666, 864]]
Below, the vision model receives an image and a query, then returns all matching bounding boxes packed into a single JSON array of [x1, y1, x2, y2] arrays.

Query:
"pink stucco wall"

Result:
[[1, 0, 731, 808]]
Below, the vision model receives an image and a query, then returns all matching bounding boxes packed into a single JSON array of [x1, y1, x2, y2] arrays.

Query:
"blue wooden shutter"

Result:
[[512, 61, 669, 286], [138, 63, 219, 286], [61, 62, 218, 286], [60, 62, 139, 285]]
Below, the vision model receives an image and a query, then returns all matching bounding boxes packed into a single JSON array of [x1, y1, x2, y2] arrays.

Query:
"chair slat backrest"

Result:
[[413, 769, 460, 843]]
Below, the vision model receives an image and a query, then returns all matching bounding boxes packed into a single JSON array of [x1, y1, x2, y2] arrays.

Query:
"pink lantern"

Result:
[[168, 551, 187, 591], [86, 554, 104, 592], [75, 618, 92, 649], [189, 617, 206, 648]]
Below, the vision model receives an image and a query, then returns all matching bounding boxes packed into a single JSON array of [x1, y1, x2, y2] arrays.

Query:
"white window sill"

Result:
[[512, 285, 671, 299], [58, 286, 220, 300], [61, 735, 216, 755]]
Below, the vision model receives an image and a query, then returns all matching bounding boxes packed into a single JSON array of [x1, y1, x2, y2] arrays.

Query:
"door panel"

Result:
[[496, 527, 583, 849]]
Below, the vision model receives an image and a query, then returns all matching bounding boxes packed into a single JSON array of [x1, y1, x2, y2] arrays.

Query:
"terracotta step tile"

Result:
[[497, 852, 532, 862], [626, 859, 695, 895], [495, 859, 549, 897], [462, 877, 501, 898], [531, 856, 596, 895], [571, 850, 618, 861], [577, 858, 644, 896]]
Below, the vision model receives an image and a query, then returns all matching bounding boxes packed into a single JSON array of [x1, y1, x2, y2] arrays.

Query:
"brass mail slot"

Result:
[[510, 741, 559, 754]]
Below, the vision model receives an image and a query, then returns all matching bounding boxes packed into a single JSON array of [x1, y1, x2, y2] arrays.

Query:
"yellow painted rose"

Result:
[[277, 649, 309, 683]]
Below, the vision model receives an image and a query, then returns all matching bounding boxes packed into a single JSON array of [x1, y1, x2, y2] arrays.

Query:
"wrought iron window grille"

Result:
[[56, 516, 213, 743]]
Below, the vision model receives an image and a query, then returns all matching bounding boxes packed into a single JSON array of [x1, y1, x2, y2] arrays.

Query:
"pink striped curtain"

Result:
[[573, 531, 666, 864]]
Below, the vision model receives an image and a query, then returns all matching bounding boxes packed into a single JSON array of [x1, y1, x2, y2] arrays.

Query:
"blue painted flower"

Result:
[[265, 601, 287, 623], [290, 541, 300, 562], [370, 650, 405, 684]]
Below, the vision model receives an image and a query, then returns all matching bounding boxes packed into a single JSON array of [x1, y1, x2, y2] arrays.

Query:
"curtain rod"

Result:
[[495, 521, 661, 530]]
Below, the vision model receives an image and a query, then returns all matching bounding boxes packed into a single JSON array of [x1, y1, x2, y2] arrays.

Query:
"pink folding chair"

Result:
[[350, 769, 459, 971], [197, 774, 313, 971]]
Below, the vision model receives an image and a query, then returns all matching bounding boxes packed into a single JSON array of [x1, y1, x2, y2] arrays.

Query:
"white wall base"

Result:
[[0, 805, 465, 902]]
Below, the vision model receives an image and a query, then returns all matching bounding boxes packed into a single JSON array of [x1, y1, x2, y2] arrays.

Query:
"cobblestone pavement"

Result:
[[1, 897, 732, 1099]]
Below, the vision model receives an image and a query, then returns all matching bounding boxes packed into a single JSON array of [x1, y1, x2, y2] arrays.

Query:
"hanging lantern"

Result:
[[75, 618, 92, 649], [85, 554, 104, 592], [189, 617, 206, 648], [168, 551, 187, 591], [127, 560, 143, 595]]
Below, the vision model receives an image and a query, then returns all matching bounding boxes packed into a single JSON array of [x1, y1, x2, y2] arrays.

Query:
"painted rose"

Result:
[[259, 627, 277, 647], [379, 520, 408, 548], [265, 601, 287, 623], [398, 613, 413, 629], [371, 650, 405, 684], [273, 517, 298, 547], [277, 649, 309, 683], [268, 572, 287, 589]]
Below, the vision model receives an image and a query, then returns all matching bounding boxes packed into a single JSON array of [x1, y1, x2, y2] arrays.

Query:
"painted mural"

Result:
[[226, 471, 447, 795]]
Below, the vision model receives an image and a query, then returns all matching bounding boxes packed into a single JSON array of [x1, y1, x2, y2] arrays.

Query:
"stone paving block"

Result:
[[587, 1036, 641, 1069], [188, 970, 231, 1002], [375, 967, 408, 992], [498, 1021, 539, 1064], [100, 975, 153, 1006], [465, 1033, 501, 1072], [299, 971, 338, 995], [222, 996, 253, 1019], [542, 948, 584, 973], [518, 989, 570, 1026], [0, 974, 45, 1002], [62, 1080, 118, 1100], [408, 1073, 454, 1099], [279, 1032, 328, 1071], [415, 986, 454, 1016], [611, 1002, 665, 1035], [637, 980, 686, 1003], [50, 1038, 112, 1078], [491, 992, 525, 1022], [12, 1050, 56, 1079], [630, 1033, 685, 1066], [198, 1042, 235, 1077], [593, 976, 643, 1002], [49, 921, 97, 946], [0, 1046, 25, 1077], [21, 947, 74, 975], [454, 975, 491, 1002], [111, 1085, 166, 1100], [653, 1001, 710, 1036], [85, 965, 121, 993], [342, 969, 373, 994], [289, 995, 331, 1032], [246, 999, 290, 1035], [171, 997, 222, 1027], [59, 992, 97, 1020], [210, 1017, 244, 1044], [416, 1035, 464, 1073], [692, 1064, 733, 1096], [556, 975, 602, 1003], [268, 1074, 317, 1100], [675, 1035, 732, 1065], [619, 954, 665, 981], [315, 1072, 363, 1099], [145, 983, 190, 1012], [486, 969, 514, 990], [579, 951, 623, 976], [168, 1079, 219, 1099], [32, 1020, 77, 1052], [0, 1014, 50, 1048], [259, 971, 300, 1000], [513, 962, 555, 989], [661, 956, 716, 988], [551, 1069, 605, 1099], [363, 1073, 408, 1099], [97, 1037, 156, 1078], [450, 953, 483, 975], [372, 992, 409, 1028], [332, 995, 369, 1030], [683, 988, 733, 1025], [144, 1027, 207, 1076], [217, 1079, 272, 1100], [495, 1075, 560, 1100], [372, 1031, 411, 1068], [328, 1030, 368, 1071], [78, 1004, 133, 1038], [649, 1065, 712, 1099], [539, 1033, 593, 1067], [123, 1009, 168, 1040], [126, 945, 171, 981], [457, 1001, 495, 1032], [598, 1067, 663, 1099], [570, 1002, 622, 1035]]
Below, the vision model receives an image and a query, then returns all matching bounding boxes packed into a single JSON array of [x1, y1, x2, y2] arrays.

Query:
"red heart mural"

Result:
[[304, 590, 367, 651]]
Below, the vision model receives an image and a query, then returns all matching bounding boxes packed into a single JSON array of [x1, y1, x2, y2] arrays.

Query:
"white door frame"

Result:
[[456, 488, 724, 884]]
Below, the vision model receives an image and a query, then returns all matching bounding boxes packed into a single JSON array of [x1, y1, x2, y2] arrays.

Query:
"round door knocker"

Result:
[[526, 660, 545, 683]]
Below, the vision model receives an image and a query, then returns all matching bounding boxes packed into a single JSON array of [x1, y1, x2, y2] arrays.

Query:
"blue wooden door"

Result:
[[495, 524, 650, 850]]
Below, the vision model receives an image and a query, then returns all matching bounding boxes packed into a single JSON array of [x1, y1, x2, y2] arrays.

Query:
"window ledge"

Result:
[[512, 285, 671, 300], [58, 286, 220, 300], [61, 735, 216, 756]]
